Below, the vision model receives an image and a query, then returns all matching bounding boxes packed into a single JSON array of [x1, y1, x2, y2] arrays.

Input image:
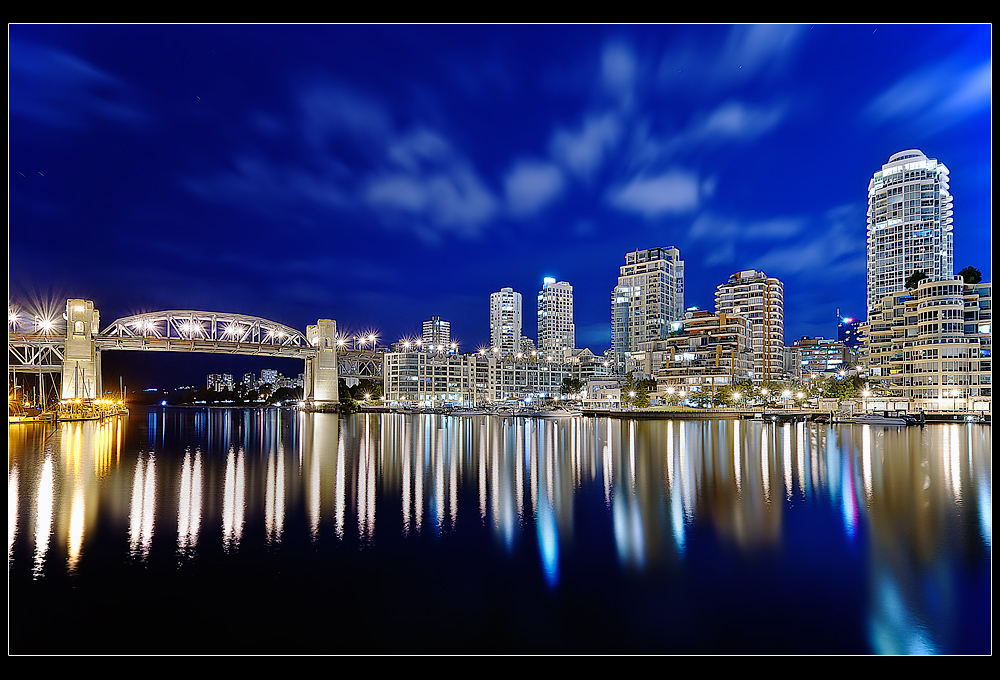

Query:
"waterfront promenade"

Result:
[[355, 404, 990, 424]]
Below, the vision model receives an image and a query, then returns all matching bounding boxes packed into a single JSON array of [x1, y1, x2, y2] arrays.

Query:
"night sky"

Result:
[[8, 24, 993, 389]]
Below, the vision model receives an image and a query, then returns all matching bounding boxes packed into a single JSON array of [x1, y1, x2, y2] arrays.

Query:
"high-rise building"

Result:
[[537, 277, 575, 357], [793, 337, 855, 377], [611, 247, 685, 367], [422, 316, 451, 351], [490, 287, 522, 356], [837, 314, 864, 351], [714, 269, 785, 382], [207, 373, 234, 392], [866, 149, 953, 317]]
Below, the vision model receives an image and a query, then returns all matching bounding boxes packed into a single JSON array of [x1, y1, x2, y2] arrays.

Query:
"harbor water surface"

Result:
[[8, 407, 992, 654]]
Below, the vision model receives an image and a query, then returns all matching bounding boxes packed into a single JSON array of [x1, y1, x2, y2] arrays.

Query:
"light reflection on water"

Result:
[[7, 409, 991, 654]]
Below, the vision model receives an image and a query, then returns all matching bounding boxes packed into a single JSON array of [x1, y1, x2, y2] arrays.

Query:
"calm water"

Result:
[[8, 407, 992, 655]]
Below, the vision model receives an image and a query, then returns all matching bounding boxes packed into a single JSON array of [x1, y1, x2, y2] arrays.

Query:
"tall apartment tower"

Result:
[[866, 149, 953, 317], [490, 287, 522, 356], [537, 277, 575, 357], [422, 316, 451, 350], [612, 247, 685, 367], [714, 270, 785, 383]]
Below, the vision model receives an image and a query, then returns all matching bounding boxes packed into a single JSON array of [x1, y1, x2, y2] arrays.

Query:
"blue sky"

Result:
[[8, 24, 993, 384]]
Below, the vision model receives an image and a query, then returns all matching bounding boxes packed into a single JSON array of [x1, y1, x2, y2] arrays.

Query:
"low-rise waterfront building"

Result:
[[864, 276, 991, 411], [383, 346, 609, 407], [383, 349, 481, 406], [649, 309, 755, 398]]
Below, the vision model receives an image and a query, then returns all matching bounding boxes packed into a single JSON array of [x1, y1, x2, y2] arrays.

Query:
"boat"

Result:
[[844, 411, 913, 426], [452, 407, 493, 416], [521, 407, 582, 418]]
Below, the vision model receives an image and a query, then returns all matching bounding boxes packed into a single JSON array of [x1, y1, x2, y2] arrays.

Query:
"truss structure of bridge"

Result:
[[97, 310, 318, 358]]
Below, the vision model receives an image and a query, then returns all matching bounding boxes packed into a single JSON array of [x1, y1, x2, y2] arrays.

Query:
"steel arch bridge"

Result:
[[10, 300, 394, 411], [96, 310, 317, 358], [10, 300, 345, 411]]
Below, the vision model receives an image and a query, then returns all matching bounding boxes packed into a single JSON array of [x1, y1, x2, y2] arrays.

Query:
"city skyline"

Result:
[[9, 24, 992, 387]]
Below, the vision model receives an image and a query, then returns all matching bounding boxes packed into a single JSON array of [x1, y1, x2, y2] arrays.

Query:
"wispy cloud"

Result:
[[9, 39, 148, 130], [696, 100, 787, 141], [689, 204, 865, 280], [185, 79, 504, 241], [503, 160, 566, 217], [364, 167, 498, 240], [600, 41, 638, 99], [863, 58, 992, 133], [549, 113, 621, 181], [607, 171, 702, 217], [718, 24, 808, 78]]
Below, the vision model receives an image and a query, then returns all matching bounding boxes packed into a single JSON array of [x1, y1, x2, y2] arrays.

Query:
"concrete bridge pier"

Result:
[[61, 299, 102, 400], [303, 319, 340, 412]]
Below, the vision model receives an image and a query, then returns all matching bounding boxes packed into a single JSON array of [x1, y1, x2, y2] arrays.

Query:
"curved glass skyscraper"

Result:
[[866, 149, 953, 317]]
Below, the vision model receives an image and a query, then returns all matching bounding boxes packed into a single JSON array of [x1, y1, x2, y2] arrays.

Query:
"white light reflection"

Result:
[[668, 420, 685, 553], [946, 424, 961, 503], [537, 496, 559, 588], [840, 456, 860, 538], [798, 421, 808, 499], [304, 428, 323, 542], [8, 464, 19, 564], [402, 416, 413, 536], [128, 454, 156, 560], [33, 455, 54, 577], [177, 448, 203, 556], [679, 422, 694, 521], [431, 427, 445, 536], [478, 417, 488, 522], [733, 419, 741, 496], [760, 425, 770, 503], [335, 426, 347, 539], [223, 447, 245, 551], [862, 425, 873, 504], [358, 416, 376, 543], [67, 485, 85, 574], [783, 423, 792, 500], [265, 443, 285, 545], [535, 423, 561, 588], [602, 418, 613, 507]]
